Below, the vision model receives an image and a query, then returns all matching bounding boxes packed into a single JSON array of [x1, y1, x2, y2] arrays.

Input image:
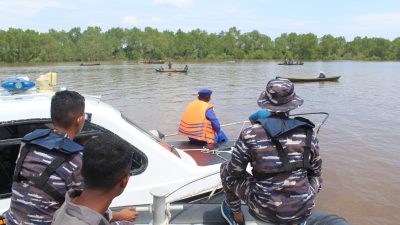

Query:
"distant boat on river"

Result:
[[277, 75, 341, 82], [155, 68, 188, 73], [80, 63, 101, 66], [143, 60, 165, 64], [278, 62, 304, 65]]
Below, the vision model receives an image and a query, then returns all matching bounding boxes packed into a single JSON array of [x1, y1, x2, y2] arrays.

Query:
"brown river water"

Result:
[[1, 61, 399, 225]]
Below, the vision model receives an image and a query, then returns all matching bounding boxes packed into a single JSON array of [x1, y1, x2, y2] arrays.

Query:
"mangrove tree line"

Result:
[[0, 26, 399, 63]]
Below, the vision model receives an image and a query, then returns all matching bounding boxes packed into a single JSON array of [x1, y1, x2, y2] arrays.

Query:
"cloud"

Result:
[[355, 12, 400, 26], [0, 0, 74, 16], [335, 12, 400, 39], [122, 16, 139, 25], [285, 20, 318, 29], [153, 0, 192, 8], [151, 17, 162, 23], [0, 0, 76, 30], [228, 7, 237, 14], [252, 19, 318, 30], [227, 6, 237, 14]]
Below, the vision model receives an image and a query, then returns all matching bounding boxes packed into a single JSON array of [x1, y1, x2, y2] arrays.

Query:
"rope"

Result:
[[236, 120, 249, 140], [165, 170, 221, 198], [221, 121, 249, 127], [164, 120, 249, 137]]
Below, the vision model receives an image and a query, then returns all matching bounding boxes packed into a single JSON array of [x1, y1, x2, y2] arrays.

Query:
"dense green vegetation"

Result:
[[0, 26, 399, 63]]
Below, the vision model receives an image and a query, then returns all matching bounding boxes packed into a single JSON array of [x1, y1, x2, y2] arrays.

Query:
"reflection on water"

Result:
[[1, 61, 400, 225]]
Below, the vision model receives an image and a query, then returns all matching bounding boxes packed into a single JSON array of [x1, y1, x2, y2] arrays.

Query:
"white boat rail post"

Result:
[[150, 188, 183, 225]]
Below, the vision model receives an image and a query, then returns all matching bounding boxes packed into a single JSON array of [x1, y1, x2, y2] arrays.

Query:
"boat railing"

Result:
[[164, 120, 250, 138], [290, 112, 329, 135], [163, 112, 328, 141], [139, 170, 221, 225], [135, 187, 184, 225]]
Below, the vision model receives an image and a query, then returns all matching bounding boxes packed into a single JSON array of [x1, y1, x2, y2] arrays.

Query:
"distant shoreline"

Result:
[[1, 59, 399, 68]]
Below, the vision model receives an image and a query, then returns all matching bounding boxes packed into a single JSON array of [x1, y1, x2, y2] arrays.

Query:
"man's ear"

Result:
[[120, 175, 129, 189], [76, 114, 84, 125]]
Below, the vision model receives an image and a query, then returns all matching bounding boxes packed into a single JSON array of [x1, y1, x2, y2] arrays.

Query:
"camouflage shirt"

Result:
[[4, 143, 83, 225], [220, 122, 322, 224]]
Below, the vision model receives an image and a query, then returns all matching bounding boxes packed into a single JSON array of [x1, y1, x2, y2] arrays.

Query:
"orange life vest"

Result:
[[178, 100, 216, 144]]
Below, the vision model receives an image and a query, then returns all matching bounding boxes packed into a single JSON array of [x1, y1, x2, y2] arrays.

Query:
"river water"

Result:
[[1, 61, 399, 225]]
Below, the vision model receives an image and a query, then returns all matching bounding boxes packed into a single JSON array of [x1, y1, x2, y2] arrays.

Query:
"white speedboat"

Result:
[[0, 91, 228, 208], [0, 74, 349, 225]]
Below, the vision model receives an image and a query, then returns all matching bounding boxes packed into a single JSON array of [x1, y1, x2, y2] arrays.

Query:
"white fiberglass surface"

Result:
[[0, 94, 222, 209]]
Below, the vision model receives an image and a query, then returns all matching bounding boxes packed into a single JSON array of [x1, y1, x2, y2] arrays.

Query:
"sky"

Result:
[[0, 0, 399, 40]]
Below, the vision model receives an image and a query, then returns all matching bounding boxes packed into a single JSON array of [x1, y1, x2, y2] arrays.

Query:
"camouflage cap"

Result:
[[257, 78, 303, 112]]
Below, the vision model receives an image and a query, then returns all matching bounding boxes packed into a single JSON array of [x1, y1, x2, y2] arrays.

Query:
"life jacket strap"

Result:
[[253, 127, 313, 180], [13, 145, 69, 204], [303, 129, 312, 169]]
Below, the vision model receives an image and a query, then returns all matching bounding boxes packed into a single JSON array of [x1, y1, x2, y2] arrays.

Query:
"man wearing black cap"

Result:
[[220, 79, 322, 225], [178, 88, 228, 148]]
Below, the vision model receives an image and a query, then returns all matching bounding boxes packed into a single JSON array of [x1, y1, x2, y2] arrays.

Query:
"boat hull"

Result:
[[278, 63, 304, 65], [143, 61, 165, 64], [80, 63, 101, 66], [277, 76, 341, 82], [155, 68, 188, 73]]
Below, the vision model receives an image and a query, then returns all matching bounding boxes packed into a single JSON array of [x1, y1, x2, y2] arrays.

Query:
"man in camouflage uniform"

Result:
[[220, 78, 322, 225], [4, 90, 86, 225], [4, 90, 137, 225]]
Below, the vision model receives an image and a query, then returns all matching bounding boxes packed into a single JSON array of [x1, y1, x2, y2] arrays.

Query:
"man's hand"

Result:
[[112, 207, 139, 222], [233, 212, 244, 223]]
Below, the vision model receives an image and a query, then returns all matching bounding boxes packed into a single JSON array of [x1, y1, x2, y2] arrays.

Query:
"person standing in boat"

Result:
[[52, 134, 137, 225], [168, 61, 172, 69], [3, 90, 137, 225], [220, 79, 322, 225], [178, 89, 228, 149]]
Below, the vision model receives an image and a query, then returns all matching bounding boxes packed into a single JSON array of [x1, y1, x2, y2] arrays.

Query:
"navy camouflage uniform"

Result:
[[220, 78, 323, 225], [220, 119, 322, 224], [4, 129, 83, 225]]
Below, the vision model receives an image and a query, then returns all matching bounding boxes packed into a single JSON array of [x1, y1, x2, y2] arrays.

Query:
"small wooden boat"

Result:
[[155, 68, 188, 73], [80, 63, 100, 66], [143, 60, 165, 64], [277, 76, 341, 82], [278, 62, 304, 65]]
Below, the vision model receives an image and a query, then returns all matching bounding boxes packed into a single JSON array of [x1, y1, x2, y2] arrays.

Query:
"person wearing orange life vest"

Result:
[[178, 89, 228, 148]]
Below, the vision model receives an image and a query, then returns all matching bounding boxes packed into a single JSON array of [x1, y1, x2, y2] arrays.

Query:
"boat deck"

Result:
[[168, 141, 234, 166], [120, 193, 349, 225]]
